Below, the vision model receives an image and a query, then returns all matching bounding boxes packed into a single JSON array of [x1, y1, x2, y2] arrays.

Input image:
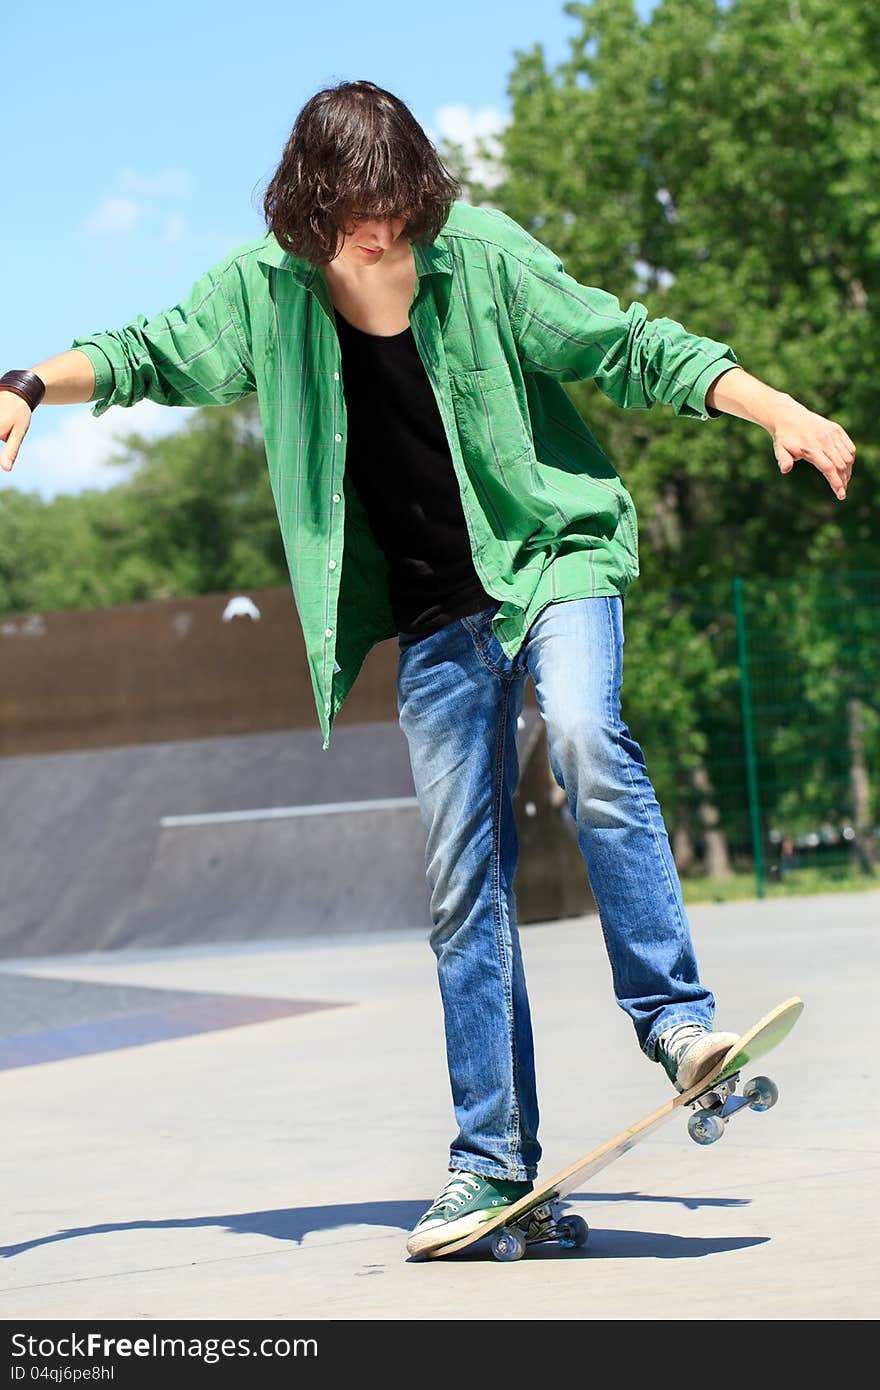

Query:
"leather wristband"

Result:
[[0, 369, 47, 412]]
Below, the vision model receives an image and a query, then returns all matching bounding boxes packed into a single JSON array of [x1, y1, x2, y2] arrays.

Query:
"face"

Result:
[[333, 212, 408, 266]]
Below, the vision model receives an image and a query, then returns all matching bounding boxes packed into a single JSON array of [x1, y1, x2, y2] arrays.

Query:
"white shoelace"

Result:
[[660, 1022, 706, 1064], [424, 1173, 482, 1217]]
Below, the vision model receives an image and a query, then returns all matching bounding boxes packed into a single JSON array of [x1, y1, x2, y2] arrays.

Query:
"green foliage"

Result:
[[455, 0, 879, 873], [0, 395, 288, 614]]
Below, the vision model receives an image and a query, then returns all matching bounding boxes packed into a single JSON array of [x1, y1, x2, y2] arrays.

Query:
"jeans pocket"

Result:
[[461, 602, 500, 639], [460, 603, 505, 672]]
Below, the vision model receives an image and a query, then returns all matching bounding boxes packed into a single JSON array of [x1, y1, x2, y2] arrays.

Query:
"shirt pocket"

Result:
[[446, 362, 533, 469]]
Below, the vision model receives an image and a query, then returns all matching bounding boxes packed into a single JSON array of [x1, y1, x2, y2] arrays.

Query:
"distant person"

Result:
[[0, 79, 856, 1258], [779, 835, 799, 877]]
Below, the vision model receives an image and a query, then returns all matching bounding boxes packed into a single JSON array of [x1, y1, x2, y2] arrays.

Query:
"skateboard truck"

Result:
[[489, 1197, 590, 1263], [686, 1071, 780, 1145]]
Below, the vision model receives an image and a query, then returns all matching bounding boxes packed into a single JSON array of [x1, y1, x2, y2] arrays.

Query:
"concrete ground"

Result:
[[0, 890, 876, 1321]]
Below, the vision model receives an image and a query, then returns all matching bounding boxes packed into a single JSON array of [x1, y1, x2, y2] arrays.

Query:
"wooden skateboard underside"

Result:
[[429, 996, 804, 1261]]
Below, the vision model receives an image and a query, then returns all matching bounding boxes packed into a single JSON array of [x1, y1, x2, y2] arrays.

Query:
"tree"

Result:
[[448, 0, 878, 876], [0, 395, 288, 615]]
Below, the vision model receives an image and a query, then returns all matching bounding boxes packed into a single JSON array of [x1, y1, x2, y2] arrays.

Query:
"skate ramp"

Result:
[[0, 712, 559, 959], [117, 804, 432, 950], [0, 723, 432, 958]]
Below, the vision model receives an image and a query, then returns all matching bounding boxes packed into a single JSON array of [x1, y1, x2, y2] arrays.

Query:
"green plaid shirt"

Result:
[[71, 200, 738, 749]]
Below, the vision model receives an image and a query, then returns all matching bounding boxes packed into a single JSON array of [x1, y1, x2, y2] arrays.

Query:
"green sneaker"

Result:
[[407, 1171, 533, 1257], [656, 1022, 740, 1093]]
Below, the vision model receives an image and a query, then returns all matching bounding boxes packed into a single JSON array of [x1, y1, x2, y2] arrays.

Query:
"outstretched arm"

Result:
[[1, 253, 256, 477], [499, 216, 857, 500], [1, 351, 97, 472], [705, 366, 855, 501], [503, 228, 740, 419]]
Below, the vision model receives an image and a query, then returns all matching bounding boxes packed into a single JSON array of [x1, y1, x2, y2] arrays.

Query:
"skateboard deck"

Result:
[[427, 996, 803, 1262]]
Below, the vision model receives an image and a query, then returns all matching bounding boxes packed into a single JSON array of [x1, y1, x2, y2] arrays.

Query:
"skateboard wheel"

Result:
[[556, 1215, 589, 1249], [687, 1111, 725, 1145], [490, 1227, 527, 1262], [744, 1075, 779, 1112]]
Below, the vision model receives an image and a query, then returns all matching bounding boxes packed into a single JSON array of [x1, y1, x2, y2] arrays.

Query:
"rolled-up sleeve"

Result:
[[508, 237, 739, 420], [70, 258, 257, 417]]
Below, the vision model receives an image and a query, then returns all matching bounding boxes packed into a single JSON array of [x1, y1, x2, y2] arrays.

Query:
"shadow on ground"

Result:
[[433, 1230, 769, 1261], [2, 1190, 758, 1262]]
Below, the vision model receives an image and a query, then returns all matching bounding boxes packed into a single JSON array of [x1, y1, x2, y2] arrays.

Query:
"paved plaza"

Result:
[[0, 889, 876, 1320]]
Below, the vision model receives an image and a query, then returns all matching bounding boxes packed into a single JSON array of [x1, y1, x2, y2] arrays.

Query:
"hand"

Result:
[[770, 396, 855, 500], [0, 390, 34, 473]]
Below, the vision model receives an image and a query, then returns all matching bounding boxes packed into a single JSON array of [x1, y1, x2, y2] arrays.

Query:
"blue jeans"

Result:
[[396, 595, 715, 1181]]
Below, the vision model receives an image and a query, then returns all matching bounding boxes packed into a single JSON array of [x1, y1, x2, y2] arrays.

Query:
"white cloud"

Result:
[[429, 104, 508, 189], [80, 166, 193, 243], [434, 103, 506, 145], [81, 196, 142, 238], [14, 399, 198, 500], [118, 167, 193, 198], [160, 212, 189, 245]]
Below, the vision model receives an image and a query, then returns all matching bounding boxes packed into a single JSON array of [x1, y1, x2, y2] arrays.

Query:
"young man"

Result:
[[0, 80, 855, 1258]]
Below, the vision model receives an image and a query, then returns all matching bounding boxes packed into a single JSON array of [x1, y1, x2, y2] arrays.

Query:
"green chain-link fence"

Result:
[[624, 571, 879, 901]]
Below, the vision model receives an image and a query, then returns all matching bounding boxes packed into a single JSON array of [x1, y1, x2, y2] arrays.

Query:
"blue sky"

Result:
[[4, 0, 653, 499]]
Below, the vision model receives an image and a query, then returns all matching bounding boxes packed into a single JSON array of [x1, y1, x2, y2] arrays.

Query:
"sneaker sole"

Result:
[[675, 1033, 740, 1092], [406, 1206, 503, 1258]]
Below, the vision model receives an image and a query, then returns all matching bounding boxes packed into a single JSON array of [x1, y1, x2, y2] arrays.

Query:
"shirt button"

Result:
[[333, 371, 340, 380], [334, 432, 342, 442], [325, 701, 331, 711], [328, 560, 336, 570], [325, 628, 333, 638], [332, 493, 341, 503]]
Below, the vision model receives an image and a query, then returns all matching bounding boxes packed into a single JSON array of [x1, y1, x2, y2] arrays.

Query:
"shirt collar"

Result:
[[255, 232, 452, 283]]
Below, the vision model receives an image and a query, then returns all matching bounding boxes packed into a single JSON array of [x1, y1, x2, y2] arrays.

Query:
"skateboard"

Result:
[[427, 996, 803, 1262]]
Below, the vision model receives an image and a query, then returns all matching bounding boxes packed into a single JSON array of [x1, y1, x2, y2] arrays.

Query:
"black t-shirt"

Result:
[[335, 308, 494, 637]]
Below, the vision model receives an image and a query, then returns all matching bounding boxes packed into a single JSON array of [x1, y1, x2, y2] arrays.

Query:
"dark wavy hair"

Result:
[[261, 79, 461, 265]]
